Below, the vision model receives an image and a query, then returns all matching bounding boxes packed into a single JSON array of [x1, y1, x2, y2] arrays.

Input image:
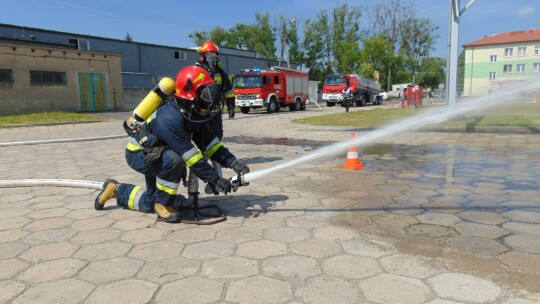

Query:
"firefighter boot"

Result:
[[94, 178, 118, 210], [155, 202, 182, 223]]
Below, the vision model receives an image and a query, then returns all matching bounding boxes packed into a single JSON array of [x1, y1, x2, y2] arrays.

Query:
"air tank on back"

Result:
[[132, 77, 175, 122]]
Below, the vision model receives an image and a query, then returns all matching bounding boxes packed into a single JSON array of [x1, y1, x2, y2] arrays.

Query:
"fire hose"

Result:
[[0, 179, 103, 190], [0, 134, 126, 190], [0, 133, 252, 191]]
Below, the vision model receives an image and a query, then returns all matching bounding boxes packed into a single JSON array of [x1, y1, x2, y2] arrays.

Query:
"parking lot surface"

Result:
[[1, 104, 539, 303]]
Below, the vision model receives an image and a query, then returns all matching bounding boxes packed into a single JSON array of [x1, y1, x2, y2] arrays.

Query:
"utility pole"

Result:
[[446, 0, 477, 107]]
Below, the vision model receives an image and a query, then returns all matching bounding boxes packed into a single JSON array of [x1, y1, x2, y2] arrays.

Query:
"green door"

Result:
[[79, 72, 107, 111]]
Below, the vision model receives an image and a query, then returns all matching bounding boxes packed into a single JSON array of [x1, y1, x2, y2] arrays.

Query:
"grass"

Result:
[[0, 112, 104, 127], [294, 102, 540, 128], [2, 101, 539, 130]]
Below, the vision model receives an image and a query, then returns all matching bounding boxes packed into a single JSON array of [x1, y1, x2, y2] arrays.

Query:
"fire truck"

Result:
[[233, 66, 309, 114], [322, 74, 382, 107]]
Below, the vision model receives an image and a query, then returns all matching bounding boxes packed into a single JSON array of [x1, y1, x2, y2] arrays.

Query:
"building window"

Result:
[[534, 63, 540, 72], [174, 51, 186, 61], [0, 69, 14, 83], [535, 46, 540, 55], [505, 48, 513, 57], [490, 55, 497, 63], [517, 47, 527, 56], [30, 71, 67, 86], [503, 64, 512, 73], [517, 64, 526, 73], [489, 72, 496, 80]]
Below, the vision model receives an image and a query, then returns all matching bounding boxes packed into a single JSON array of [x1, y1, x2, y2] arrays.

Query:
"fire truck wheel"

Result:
[[267, 99, 277, 113], [240, 107, 250, 114], [289, 98, 301, 111], [356, 95, 366, 107]]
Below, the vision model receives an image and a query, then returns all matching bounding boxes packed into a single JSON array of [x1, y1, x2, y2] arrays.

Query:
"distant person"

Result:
[[196, 40, 236, 119], [342, 86, 351, 98]]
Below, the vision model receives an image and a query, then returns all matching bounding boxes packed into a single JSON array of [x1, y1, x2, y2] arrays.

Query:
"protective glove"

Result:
[[231, 178, 243, 192], [144, 145, 166, 162], [206, 175, 232, 195], [230, 160, 249, 176]]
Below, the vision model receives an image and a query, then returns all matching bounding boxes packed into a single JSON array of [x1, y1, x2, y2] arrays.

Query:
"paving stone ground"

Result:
[[1, 104, 540, 303]]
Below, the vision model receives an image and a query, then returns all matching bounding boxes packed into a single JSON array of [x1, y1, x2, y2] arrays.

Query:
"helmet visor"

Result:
[[197, 83, 222, 110]]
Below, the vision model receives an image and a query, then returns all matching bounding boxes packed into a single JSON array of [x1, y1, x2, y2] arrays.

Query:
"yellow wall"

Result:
[[0, 43, 123, 115]]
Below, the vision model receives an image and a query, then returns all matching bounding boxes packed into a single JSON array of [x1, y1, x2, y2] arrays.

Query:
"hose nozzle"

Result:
[[231, 173, 249, 192]]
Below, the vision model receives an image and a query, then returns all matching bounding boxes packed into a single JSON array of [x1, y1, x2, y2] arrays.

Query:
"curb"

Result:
[[0, 120, 104, 129]]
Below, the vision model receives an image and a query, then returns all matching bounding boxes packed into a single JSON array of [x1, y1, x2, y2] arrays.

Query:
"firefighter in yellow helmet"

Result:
[[196, 40, 236, 119]]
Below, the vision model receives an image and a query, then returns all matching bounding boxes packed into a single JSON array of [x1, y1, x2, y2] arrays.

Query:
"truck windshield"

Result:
[[234, 75, 261, 88], [324, 76, 345, 86]]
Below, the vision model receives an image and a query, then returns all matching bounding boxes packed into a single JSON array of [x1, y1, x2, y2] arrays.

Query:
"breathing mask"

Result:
[[205, 52, 219, 71]]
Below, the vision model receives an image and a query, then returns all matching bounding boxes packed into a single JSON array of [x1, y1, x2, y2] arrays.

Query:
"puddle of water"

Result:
[[225, 135, 333, 149]]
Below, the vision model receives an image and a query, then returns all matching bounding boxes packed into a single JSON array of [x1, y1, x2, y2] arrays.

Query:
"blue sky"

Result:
[[1, 0, 538, 58]]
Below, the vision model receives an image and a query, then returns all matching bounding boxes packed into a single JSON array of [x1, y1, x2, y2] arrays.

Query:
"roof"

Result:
[[463, 28, 540, 47], [0, 22, 257, 57]]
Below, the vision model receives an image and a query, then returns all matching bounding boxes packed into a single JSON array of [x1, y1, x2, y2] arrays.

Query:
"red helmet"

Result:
[[175, 66, 215, 101], [200, 40, 219, 55]]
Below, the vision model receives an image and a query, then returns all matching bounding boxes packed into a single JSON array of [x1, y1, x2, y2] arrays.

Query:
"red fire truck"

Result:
[[233, 66, 309, 114], [322, 74, 382, 107]]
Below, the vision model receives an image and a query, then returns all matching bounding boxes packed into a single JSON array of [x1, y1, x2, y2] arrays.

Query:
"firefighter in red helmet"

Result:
[[94, 65, 249, 223], [196, 40, 236, 119]]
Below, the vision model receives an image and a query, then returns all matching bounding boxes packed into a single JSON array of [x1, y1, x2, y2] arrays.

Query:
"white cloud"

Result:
[[515, 7, 535, 18]]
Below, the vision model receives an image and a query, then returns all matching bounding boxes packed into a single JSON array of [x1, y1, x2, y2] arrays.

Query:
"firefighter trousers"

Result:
[[115, 148, 186, 213]]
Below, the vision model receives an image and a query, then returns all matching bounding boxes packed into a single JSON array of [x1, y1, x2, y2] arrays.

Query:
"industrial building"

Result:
[[0, 23, 281, 114]]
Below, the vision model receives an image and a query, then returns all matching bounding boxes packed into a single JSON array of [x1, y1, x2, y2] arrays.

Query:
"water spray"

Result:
[[237, 79, 540, 184], [1, 79, 538, 191]]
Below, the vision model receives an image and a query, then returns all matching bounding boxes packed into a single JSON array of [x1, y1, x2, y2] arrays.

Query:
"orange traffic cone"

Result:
[[343, 132, 364, 170]]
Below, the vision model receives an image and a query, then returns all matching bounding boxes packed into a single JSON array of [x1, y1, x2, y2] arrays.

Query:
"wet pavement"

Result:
[[1, 104, 540, 303]]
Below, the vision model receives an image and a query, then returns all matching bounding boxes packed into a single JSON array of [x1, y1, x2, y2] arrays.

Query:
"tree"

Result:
[[360, 35, 392, 88], [331, 4, 362, 74], [252, 13, 276, 59], [458, 50, 465, 95], [182, 2, 441, 88], [402, 18, 439, 83], [288, 19, 302, 67], [416, 57, 446, 89], [124, 32, 133, 42], [302, 14, 330, 82], [368, 0, 411, 90], [189, 13, 276, 59]]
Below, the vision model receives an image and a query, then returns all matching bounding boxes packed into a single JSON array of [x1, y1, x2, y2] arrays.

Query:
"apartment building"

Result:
[[463, 29, 540, 96]]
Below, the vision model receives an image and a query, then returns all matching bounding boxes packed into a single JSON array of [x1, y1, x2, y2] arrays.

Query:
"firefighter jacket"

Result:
[[196, 61, 235, 108], [126, 101, 237, 183]]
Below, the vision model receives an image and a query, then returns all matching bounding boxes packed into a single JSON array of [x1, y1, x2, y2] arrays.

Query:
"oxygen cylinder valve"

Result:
[[127, 116, 144, 130]]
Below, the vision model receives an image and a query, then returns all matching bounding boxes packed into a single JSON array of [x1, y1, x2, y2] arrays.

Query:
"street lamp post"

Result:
[[279, 18, 296, 69], [287, 18, 295, 69], [446, 0, 477, 107]]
